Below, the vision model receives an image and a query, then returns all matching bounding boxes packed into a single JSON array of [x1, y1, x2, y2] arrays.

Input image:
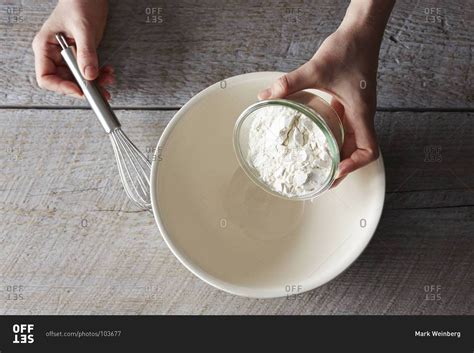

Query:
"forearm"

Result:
[[339, 0, 395, 46]]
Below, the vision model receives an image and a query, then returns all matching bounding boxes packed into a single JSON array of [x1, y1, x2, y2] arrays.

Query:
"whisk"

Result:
[[56, 33, 151, 210]]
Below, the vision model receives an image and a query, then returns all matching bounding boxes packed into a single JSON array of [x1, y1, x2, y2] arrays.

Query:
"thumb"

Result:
[[258, 60, 323, 100], [73, 30, 99, 80]]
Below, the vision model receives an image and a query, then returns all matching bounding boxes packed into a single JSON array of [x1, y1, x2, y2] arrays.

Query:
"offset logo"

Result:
[[12, 324, 34, 344]]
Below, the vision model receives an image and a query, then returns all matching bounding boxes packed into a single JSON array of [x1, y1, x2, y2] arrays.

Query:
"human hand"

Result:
[[258, 0, 394, 186], [32, 0, 113, 100]]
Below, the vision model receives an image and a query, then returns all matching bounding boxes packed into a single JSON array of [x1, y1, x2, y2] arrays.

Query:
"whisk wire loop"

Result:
[[110, 129, 152, 210]]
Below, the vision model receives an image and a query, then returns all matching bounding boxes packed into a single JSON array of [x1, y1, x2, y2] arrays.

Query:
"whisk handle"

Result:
[[56, 33, 120, 134]]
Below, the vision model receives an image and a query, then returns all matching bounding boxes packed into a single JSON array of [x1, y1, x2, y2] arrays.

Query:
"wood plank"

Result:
[[0, 0, 472, 108], [377, 111, 474, 209], [1, 207, 472, 314], [0, 109, 472, 314]]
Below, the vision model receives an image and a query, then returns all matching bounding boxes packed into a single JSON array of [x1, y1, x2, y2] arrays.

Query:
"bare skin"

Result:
[[259, 0, 395, 185], [32, 0, 113, 100], [33, 0, 395, 184]]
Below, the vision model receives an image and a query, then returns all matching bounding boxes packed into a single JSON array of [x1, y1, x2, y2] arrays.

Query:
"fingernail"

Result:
[[336, 166, 346, 179], [65, 88, 81, 96], [66, 93, 82, 99], [65, 89, 74, 95], [258, 88, 272, 100], [84, 65, 98, 79]]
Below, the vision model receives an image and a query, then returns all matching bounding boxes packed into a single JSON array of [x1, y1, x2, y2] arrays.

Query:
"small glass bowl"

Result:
[[233, 91, 344, 201]]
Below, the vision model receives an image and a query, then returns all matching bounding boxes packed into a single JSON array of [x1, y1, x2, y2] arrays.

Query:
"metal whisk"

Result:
[[56, 33, 151, 210], [109, 129, 151, 209]]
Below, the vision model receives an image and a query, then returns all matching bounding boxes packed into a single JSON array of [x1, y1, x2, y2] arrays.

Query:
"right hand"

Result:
[[32, 0, 114, 100], [258, 27, 380, 187]]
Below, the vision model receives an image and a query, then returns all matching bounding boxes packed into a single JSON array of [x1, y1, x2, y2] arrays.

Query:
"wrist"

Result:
[[339, 0, 395, 41], [59, 0, 108, 10], [60, 0, 108, 3]]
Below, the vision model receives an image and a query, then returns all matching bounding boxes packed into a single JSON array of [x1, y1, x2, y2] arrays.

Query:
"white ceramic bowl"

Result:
[[151, 72, 385, 298]]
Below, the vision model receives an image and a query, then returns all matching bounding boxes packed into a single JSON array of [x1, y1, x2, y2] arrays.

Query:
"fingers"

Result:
[[97, 65, 115, 85], [258, 60, 323, 100], [96, 65, 115, 101], [330, 99, 345, 123], [337, 147, 379, 180], [332, 108, 378, 187], [331, 174, 347, 188], [33, 34, 83, 97], [42, 75, 84, 99], [33, 32, 115, 100], [330, 94, 379, 186], [72, 28, 99, 80], [98, 85, 111, 101]]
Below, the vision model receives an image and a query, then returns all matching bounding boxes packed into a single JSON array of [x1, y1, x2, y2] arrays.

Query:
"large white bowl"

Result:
[[151, 72, 385, 298]]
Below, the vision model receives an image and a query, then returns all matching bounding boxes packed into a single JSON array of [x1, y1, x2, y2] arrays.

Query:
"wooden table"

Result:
[[0, 0, 472, 315]]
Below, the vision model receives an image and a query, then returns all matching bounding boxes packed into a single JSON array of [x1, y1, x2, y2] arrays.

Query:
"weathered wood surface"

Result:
[[0, 109, 472, 314], [0, 0, 473, 108]]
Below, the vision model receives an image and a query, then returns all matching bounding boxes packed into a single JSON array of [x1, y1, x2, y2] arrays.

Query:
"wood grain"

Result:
[[0, 0, 472, 108], [377, 111, 474, 209], [0, 109, 472, 314]]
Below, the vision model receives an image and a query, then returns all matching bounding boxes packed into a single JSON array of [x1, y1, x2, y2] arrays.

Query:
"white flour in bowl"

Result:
[[247, 105, 332, 197]]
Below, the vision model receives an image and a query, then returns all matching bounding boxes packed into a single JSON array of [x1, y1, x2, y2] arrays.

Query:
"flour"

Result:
[[247, 105, 332, 197]]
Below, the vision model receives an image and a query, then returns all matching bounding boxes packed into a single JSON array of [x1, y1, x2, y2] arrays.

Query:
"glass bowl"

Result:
[[233, 91, 344, 201]]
